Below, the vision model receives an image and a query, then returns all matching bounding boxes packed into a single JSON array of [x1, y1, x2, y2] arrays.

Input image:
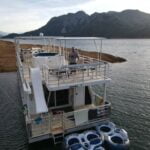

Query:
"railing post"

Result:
[[58, 71, 60, 86], [82, 66, 84, 82], [62, 113, 65, 130], [92, 65, 94, 79], [49, 113, 51, 132], [104, 63, 106, 80], [42, 66, 44, 79], [47, 70, 49, 84], [96, 65, 98, 78], [103, 83, 107, 102]]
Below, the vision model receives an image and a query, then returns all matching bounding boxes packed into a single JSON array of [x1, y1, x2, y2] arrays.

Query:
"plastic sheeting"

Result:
[[31, 68, 48, 113], [32, 55, 66, 69], [74, 109, 88, 126]]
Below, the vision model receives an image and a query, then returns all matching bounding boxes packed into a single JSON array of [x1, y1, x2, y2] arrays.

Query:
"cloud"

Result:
[[0, 0, 91, 33], [24, 0, 90, 8], [0, 0, 150, 33], [78, 0, 150, 14]]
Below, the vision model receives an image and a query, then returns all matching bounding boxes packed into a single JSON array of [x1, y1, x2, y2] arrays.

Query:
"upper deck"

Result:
[[15, 37, 110, 91]]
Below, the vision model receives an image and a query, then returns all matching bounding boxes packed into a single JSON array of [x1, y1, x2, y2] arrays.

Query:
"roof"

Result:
[[15, 36, 106, 41], [54, 37, 106, 40]]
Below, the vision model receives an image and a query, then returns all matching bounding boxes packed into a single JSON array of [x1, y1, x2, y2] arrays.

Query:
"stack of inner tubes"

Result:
[[64, 121, 129, 150], [96, 122, 130, 150]]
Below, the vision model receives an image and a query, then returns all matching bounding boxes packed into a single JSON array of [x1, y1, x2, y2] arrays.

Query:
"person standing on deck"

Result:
[[69, 47, 79, 65]]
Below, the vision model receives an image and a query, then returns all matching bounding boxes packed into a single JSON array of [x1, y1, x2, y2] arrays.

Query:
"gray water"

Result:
[[0, 39, 150, 150]]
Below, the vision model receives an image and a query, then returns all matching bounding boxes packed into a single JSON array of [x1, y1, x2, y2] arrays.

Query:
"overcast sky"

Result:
[[0, 0, 150, 33]]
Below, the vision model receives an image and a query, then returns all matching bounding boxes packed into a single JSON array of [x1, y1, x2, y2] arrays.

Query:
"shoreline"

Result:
[[0, 40, 126, 72]]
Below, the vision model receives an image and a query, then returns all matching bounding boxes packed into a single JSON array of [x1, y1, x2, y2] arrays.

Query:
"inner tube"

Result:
[[107, 131, 130, 150], [96, 122, 116, 138], [94, 146, 105, 150], [65, 134, 80, 149], [78, 133, 89, 149], [69, 143, 85, 150], [83, 130, 104, 150], [114, 128, 129, 141]]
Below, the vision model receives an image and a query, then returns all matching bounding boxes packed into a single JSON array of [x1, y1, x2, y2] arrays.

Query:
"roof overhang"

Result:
[[46, 78, 111, 91], [15, 36, 106, 41]]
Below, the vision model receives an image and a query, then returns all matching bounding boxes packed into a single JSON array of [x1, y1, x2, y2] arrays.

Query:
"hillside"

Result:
[[0, 40, 126, 72], [0, 31, 8, 37], [4, 9, 150, 38], [0, 41, 17, 72]]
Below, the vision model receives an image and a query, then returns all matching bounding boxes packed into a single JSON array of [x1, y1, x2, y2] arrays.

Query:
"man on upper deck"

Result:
[[69, 47, 79, 65]]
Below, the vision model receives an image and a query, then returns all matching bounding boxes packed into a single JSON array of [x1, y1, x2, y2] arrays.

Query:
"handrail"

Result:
[[28, 102, 111, 137], [42, 61, 109, 88], [79, 55, 99, 63], [63, 103, 111, 130], [16, 46, 109, 84], [16, 51, 25, 83]]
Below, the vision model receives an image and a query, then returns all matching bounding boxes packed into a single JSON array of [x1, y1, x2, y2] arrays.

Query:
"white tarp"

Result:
[[74, 109, 88, 126], [48, 55, 66, 69], [32, 55, 66, 69], [32, 56, 49, 68], [31, 68, 48, 113]]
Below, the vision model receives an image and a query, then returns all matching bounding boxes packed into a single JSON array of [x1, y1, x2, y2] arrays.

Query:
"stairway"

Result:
[[53, 133, 64, 144], [51, 113, 64, 144]]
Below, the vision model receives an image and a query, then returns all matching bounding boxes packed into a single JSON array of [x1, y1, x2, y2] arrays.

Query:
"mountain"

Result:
[[4, 9, 150, 38], [0, 31, 8, 37]]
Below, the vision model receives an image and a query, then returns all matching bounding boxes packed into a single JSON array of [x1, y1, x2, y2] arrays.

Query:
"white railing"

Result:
[[79, 55, 100, 64], [17, 48, 109, 84], [42, 61, 109, 88], [63, 102, 111, 130], [28, 102, 111, 138], [16, 51, 25, 82], [29, 114, 51, 137]]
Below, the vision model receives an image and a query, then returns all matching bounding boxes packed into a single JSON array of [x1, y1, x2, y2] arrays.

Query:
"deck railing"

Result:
[[30, 115, 50, 137], [63, 102, 111, 130], [16, 51, 25, 82], [17, 49, 109, 85], [42, 61, 109, 89], [78, 55, 101, 64], [28, 102, 111, 138]]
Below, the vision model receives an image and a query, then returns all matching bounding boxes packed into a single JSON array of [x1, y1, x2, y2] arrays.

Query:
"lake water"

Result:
[[0, 39, 150, 150]]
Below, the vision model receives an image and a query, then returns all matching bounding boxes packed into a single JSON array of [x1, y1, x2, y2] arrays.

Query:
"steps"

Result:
[[53, 133, 64, 144], [51, 113, 64, 144]]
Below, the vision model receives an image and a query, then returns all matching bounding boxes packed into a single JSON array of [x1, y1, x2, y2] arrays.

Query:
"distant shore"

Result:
[[0, 40, 17, 72], [0, 40, 126, 72]]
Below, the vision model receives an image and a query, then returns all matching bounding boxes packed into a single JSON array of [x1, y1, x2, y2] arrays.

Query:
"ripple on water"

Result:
[[0, 72, 28, 150], [1, 39, 150, 150]]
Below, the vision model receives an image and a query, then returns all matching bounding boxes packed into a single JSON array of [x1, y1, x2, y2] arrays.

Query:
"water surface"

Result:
[[0, 39, 150, 150]]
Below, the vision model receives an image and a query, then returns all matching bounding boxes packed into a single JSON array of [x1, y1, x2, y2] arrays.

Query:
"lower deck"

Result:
[[26, 101, 111, 143], [29, 119, 109, 144]]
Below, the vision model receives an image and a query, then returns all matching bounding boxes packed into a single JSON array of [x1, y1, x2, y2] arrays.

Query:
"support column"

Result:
[[103, 83, 107, 102]]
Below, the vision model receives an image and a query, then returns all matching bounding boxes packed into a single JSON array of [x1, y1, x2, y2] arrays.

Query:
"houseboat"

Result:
[[15, 36, 129, 150]]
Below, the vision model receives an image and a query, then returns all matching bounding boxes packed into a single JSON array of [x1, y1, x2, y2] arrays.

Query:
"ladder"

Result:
[[51, 112, 64, 144], [53, 133, 64, 144]]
